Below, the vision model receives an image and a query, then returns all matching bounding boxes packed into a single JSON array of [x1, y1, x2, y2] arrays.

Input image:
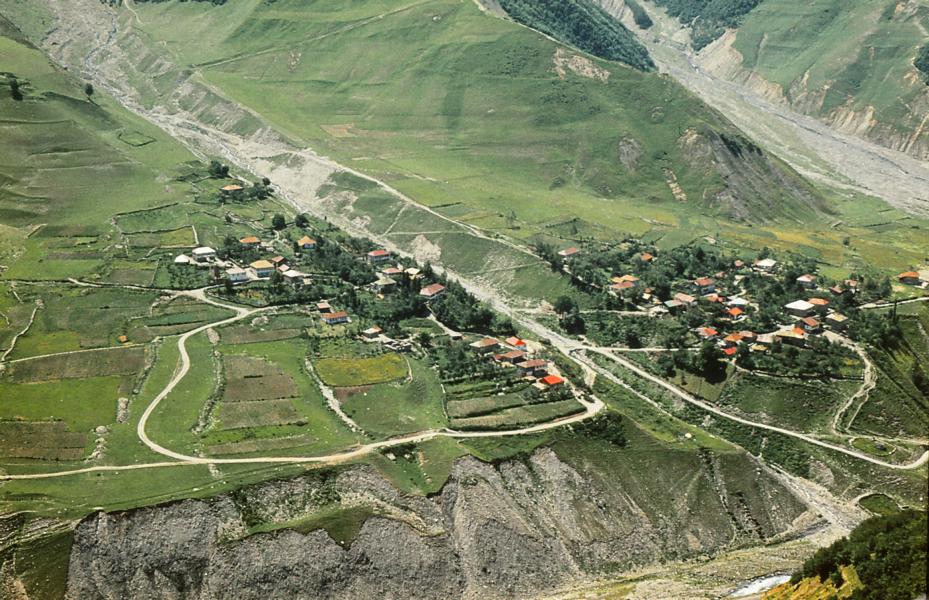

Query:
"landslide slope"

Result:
[[64, 447, 809, 600], [648, 0, 929, 161], [101, 0, 827, 229]]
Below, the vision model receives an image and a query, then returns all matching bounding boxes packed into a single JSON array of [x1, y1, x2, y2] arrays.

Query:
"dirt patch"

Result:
[[334, 385, 372, 401], [409, 234, 442, 264], [321, 124, 358, 138], [553, 48, 611, 82]]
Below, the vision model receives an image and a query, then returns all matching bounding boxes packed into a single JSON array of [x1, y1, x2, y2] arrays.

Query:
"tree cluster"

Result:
[[651, 0, 763, 49], [497, 0, 655, 71], [792, 510, 926, 600]]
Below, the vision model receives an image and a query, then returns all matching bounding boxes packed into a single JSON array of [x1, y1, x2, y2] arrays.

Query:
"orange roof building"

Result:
[[540, 375, 565, 386]]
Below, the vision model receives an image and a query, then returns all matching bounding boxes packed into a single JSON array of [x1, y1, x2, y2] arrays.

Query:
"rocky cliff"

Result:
[[64, 448, 809, 599]]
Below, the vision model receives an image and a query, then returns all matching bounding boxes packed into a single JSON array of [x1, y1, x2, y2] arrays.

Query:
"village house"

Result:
[[726, 307, 745, 321], [316, 301, 332, 313], [703, 293, 726, 304], [239, 236, 261, 247], [797, 317, 822, 334], [844, 279, 860, 293], [282, 270, 309, 287], [775, 328, 807, 347], [640, 252, 655, 263], [727, 297, 750, 308], [497, 350, 527, 364], [374, 277, 397, 293], [191, 246, 216, 263], [322, 311, 351, 325], [271, 256, 287, 268], [539, 374, 565, 388], [696, 326, 719, 340], [405, 267, 422, 280], [221, 184, 244, 193], [297, 236, 317, 250], [663, 299, 685, 313], [612, 274, 640, 287], [721, 333, 743, 348], [419, 283, 446, 301], [739, 331, 758, 344], [753, 258, 777, 272], [784, 299, 815, 318], [610, 280, 636, 295], [174, 254, 191, 265], [693, 277, 716, 296], [796, 274, 817, 289], [808, 297, 829, 314], [829, 284, 846, 296], [470, 337, 500, 354], [751, 343, 769, 353], [722, 346, 738, 357], [505, 336, 527, 349], [673, 292, 697, 306], [381, 266, 404, 278], [517, 359, 548, 378], [898, 271, 921, 286], [558, 247, 581, 260], [733, 259, 746, 269], [225, 267, 249, 283], [826, 313, 848, 331], [363, 326, 383, 339], [367, 249, 391, 264], [250, 259, 275, 278]]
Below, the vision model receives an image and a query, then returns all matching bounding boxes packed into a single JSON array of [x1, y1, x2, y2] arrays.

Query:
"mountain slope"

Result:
[[646, 0, 929, 160], [105, 0, 830, 232]]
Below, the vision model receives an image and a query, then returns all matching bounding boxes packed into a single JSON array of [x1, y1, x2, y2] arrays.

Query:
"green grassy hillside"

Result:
[[130, 0, 826, 227], [100, 0, 927, 275], [0, 15, 200, 279]]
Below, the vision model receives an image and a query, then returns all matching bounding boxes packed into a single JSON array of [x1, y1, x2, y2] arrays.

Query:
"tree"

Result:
[[208, 160, 230, 178], [553, 295, 577, 315], [84, 83, 94, 101], [295, 213, 309, 228], [9, 76, 22, 101], [416, 331, 433, 348], [271, 214, 286, 230]]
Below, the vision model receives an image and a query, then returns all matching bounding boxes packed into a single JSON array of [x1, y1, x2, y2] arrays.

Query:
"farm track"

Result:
[[2, 0, 925, 481]]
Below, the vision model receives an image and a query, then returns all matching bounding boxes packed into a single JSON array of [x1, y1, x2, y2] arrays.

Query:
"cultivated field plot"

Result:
[[445, 393, 528, 419], [449, 400, 584, 431], [5, 346, 146, 383], [126, 227, 196, 248], [217, 399, 303, 429], [223, 374, 299, 403], [216, 355, 301, 430], [315, 353, 407, 387], [444, 379, 583, 431], [115, 203, 192, 233], [220, 325, 303, 345], [0, 421, 87, 461]]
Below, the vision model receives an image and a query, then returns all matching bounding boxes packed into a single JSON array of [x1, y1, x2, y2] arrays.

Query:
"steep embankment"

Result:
[[644, 0, 929, 161], [63, 448, 809, 599]]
